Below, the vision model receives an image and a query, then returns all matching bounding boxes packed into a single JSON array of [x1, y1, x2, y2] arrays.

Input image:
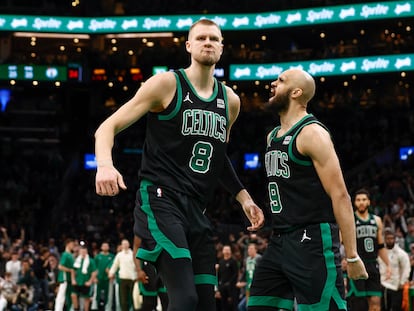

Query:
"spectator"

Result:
[[216, 245, 239, 311], [236, 243, 262, 311], [32, 247, 51, 309], [0, 272, 18, 310], [6, 252, 21, 284], [47, 254, 59, 310], [108, 239, 136, 311], [379, 228, 411, 311]]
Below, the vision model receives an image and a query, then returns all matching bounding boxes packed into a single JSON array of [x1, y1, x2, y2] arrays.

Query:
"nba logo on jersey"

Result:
[[216, 99, 225, 109], [282, 136, 292, 145]]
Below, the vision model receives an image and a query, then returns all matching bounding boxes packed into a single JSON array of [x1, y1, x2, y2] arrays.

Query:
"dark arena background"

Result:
[[0, 0, 413, 273]]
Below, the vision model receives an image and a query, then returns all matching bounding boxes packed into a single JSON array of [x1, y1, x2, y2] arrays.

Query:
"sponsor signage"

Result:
[[229, 54, 414, 80], [0, 1, 412, 33]]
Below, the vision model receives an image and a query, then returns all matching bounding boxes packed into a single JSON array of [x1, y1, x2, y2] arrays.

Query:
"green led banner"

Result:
[[0, 1, 412, 33], [0, 64, 67, 81], [229, 54, 414, 80]]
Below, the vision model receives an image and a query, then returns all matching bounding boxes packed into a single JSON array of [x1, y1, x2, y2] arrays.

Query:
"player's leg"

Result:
[[367, 296, 381, 311], [248, 236, 294, 311], [187, 204, 218, 311], [289, 224, 347, 311], [364, 262, 382, 311], [156, 250, 198, 311]]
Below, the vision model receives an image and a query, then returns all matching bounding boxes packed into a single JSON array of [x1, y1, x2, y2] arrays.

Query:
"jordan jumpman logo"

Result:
[[301, 229, 311, 242], [183, 92, 193, 104]]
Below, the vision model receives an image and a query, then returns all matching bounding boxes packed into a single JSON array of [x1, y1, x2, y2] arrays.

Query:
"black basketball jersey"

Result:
[[264, 114, 335, 231], [355, 213, 378, 262], [139, 69, 229, 202]]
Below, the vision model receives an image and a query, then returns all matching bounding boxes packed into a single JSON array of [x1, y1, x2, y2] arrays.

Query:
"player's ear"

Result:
[[291, 88, 303, 99], [185, 40, 191, 53]]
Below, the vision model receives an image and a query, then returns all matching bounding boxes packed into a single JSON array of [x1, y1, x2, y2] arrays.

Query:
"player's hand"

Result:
[[347, 258, 369, 280], [241, 200, 265, 231], [95, 165, 127, 196], [385, 265, 392, 280], [137, 270, 149, 284]]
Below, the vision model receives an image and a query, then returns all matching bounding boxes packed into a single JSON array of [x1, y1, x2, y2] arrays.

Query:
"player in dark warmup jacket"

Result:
[[247, 69, 368, 311], [95, 18, 264, 311]]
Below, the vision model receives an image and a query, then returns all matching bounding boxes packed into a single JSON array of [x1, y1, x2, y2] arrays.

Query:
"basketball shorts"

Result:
[[347, 261, 381, 298], [248, 223, 347, 311], [72, 284, 93, 298], [133, 179, 216, 286], [139, 260, 166, 296]]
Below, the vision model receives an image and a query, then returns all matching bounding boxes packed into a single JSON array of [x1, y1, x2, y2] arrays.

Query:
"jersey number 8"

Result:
[[189, 141, 213, 174]]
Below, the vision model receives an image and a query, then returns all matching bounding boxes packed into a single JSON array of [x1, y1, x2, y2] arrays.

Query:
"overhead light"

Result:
[[104, 32, 173, 39], [13, 32, 90, 39]]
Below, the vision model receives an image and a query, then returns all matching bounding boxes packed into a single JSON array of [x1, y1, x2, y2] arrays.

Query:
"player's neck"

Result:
[[356, 210, 369, 220], [279, 110, 308, 134], [184, 65, 215, 92]]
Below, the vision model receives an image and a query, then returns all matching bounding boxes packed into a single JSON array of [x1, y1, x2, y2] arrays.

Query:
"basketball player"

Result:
[[247, 69, 368, 311], [95, 19, 264, 310], [54, 239, 75, 311], [347, 188, 391, 311], [133, 235, 168, 311]]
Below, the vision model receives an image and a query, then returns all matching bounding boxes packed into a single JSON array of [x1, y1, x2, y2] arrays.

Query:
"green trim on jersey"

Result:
[[268, 114, 330, 167], [269, 114, 312, 143], [220, 83, 230, 126], [194, 273, 217, 286], [248, 296, 294, 310], [288, 119, 324, 167], [137, 179, 191, 261], [298, 223, 347, 310], [158, 72, 182, 121], [179, 68, 218, 102]]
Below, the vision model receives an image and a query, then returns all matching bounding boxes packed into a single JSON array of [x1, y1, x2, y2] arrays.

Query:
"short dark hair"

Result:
[[64, 238, 74, 246], [384, 227, 395, 236], [354, 188, 370, 200]]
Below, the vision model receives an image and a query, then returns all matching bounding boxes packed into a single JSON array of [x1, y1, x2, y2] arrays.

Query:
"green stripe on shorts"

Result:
[[194, 274, 217, 286], [248, 296, 294, 310], [298, 223, 347, 311], [139, 179, 191, 260]]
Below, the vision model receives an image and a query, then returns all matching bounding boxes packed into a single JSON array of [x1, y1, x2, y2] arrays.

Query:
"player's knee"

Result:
[[168, 294, 198, 311], [168, 288, 198, 311]]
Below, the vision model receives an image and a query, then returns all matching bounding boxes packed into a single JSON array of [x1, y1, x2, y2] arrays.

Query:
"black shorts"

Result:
[[72, 284, 92, 297], [248, 223, 346, 310], [347, 261, 381, 298], [139, 260, 166, 296], [133, 179, 216, 286]]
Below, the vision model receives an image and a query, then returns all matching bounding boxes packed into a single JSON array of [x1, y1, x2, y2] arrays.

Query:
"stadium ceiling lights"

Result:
[[13, 32, 90, 39]]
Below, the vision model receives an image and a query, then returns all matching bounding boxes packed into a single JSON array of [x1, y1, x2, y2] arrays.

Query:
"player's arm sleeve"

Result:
[[219, 155, 245, 196]]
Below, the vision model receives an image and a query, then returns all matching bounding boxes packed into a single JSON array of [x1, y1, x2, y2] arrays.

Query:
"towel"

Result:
[[73, 254, 90, 274]]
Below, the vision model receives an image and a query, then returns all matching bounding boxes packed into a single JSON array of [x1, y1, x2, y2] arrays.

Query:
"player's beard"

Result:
[[196, 50, 220, 67], [268, 89, 291, 114], [199, 56, 218, 66], [357, 205, 369, 214]]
